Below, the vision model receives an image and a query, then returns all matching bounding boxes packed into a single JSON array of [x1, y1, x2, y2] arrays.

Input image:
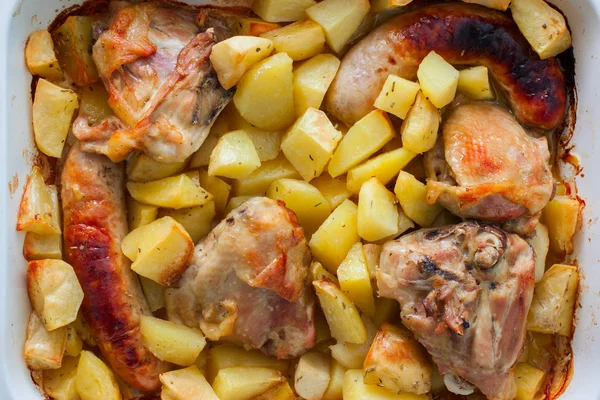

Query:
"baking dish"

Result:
[[1, 0, 598, 398]]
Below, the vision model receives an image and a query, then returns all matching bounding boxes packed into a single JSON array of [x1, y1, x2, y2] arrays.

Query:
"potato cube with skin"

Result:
[[33, 79, 79, 158], [24, 311, 67, 370], [295, 352, 331, 400], [293, 53, 341, 117], [233, 18, 281, 36], [371, 0, 413, 12], [344, 369, 428, 400], [43, 356, 80, 400], [527, 222, 550, 282], [510, 0, 572, 59], [347, 148, 416, 194], [330, 316, 377, 369], [306, 0, 371, 53], [206, 345, 290, 383], [140, 277, 166, 312], [53, 16, 99, 86], [310, 199, 360, 273], [213, 367, 286, 400], [358, 178, 400, 242], [127, 196, 158, 230], [65, 326, 83, 357], [252, 382, 296, 400], [140, 315, 206, 366], [160, 366, 218, 400], [515, 363, 546, 400], [23, 232, 62, 261], [374, 75, 420, 119], [234, 154, 301, 196], [261, 20, 325, 61], [417, 51, 459, 108], [78, 82, 113, 125], [18, 169, 62, 235], [27, 259, 84, 331], [266, 178, 331, 234], [127, 173, 212, 209], [234, 53, 296, 131], [313, 279, 367, 344], [75, 351, 120, 400], [25, 30, 63, 80], [337, 243, 376, 316], [323, 360, 346, 400], [158, 201, 216, 243], [210, 36, 274, 89], [542, 195, 580, 254], [198, 170, 231, 215], [311, 174, 351, 209], [401, 92, 441, 154], [397, 171, 442, 227], [126, 151, 187, 183], [252, 0, 317, 22], [329, 110, 395, 178], [457, 66, 494, 100], [363, 323, 433, 395], [281, 108, 342, 181], [462, 0, 511, 10], [311, 261, 339, 285], [527, 264, 579, 336], [209, 130, 262, 179]]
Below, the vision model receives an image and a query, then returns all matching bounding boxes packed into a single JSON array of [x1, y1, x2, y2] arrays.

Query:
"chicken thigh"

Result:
[[424, 102, 554, 233], [166, 197, 315, 359], [377, 222, 536, 400], [74, 2, 232, 163]]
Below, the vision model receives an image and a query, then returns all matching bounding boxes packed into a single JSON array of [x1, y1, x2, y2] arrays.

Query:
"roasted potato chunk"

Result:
[[294, 352, 331, 400], [198, 170, 231, 215], [17, 167, 61, 235], [126, 152, 187, 183], [463, 0, 511, 10], [160, 366, 219, 400], [330, 316, 377, 369], [252, 382, 296, 400], [542, 195, 580, 254], [139, 277, 166, 313], [527, 222, 550, 282], [23, 232, 62, 261], [310, 261, 339, 285], [293, 53, 341, 116], [311, 174, 351, 209], [209, 130, 262, 179], [417, 51, 459, 108], [322, 359, 346, 400], [344, 369, 428, 400], [232, 18, 281, 36], [53, 16, 99, 86], [43, 356, 80, 400], [374, 74, 420, 119], [457, 66, 494, 100], [233, 154, 300, 197], [24, 311, 67, 370], [261, 20, 325, 61], [206, 345, 290, 383], [213, 367, 286, 400], [337, 243, 375, 316], [515, 362, 546, 400], [127, 196, 158, 230], [78, 82, 113, 125], [158, 201, 216, 244], [65, 326, 83, 357], [75, 351, 120, 400], [396, 171, 442, 227], [358, 178, 400, 242], [127, 173, 212, 209], [400, 92, 440, 154], [252, 0, 317, 22], [25, 30, 63, 80]]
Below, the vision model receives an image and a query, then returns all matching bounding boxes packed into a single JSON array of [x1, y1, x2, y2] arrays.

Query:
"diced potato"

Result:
[[75, 351, 120, 400], [24, 311, 67, 370], [261, 20, 325, 61], [510, 0, 572, 59], [371, 0, 413, 12], [140, 277, 166, 312], [43, 356, 80, 400], [233, 18, 281, 36], [32, 79, 78, 158], [225, 196, 256, 214], [65, 326, 83, 357], [27, 259, 84, 331], [78, 83, 113, 127], [337, 243, 375, 316], [329, 110, 395, 177], [210, 36, 274, 89], [189, 114, 230, 168], [225, 105, 283, 162], [266, 178, 331, 234], [158, 201, 216, 243], [396, 171, 442, 227], [314, 308, 333, 344], [363, 243, 381, 280], [358, 178, 400, 242], [462, 0, 511, 9], [234, 154, 300, 196], [213, 367, 286, 400], [53, 16, 99, 86], [526, 332, 554, 372], [542, 195, 580, 254], [293, 54, 341, 116], [281, 108, 342, 181], [363, 323, 432, 395], [311, 261, 339, 285], [330, 316, 376, 369], [322, 359, 346, 400], [515, 362, 546, 400], [417, 51, 459, 109], [17, 167, 61, 235], [209, 130, 262, 179], [400, 92, 440, 154], [310, 199, 360, 272], [127, 196, 158, 230], [347, 148, 416, 194], [25, 30, 63, 80], [527, 223, 550, 282], [306, 0, 370, 53], [198, 169, 231, 215], [234, 53, 296, 131], [206, 345, 290, 383], [140, 315, 206, 366], [295, 352, 331, 400], [71, 313, 95, 348], [127, 173, 212, 209], [23, 232, 62, 261], [313, 279, 367, 344], [311, 174, 351, 209], [527, 264, 579, 336], [457, 66, 494, 100], [252, 0, 317, 22], [252, 382, 296, 400], [160, 366, 219, 400], [374, 75, 420, 119], [344, 369, 428, 400], [372, 298, 400, 327], [126, 151, 187, 183]]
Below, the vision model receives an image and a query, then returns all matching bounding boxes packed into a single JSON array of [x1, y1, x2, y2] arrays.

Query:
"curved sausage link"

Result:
[[326, 2, 567, 130], [61, 143, 170, 391]]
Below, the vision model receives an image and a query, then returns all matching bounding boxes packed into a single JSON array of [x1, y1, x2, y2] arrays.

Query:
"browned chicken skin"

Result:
[[378, 222, 536, 400], [166, 197, 315, 359]]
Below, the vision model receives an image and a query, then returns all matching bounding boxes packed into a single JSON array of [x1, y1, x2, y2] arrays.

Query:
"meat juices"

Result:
[[378, 222, 536, 400], [74, 2, 232, 163], [166, 197, 315, 359]]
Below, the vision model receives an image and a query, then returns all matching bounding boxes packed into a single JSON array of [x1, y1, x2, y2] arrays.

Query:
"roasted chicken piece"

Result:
[[377, 222, 536, 400], [166, 197, 315, 359], [73, 1, 232, 163], [425, 102, 554, 233]]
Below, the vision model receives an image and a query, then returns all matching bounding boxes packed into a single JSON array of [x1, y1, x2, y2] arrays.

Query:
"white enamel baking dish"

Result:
[[1, 0, 598, 399]]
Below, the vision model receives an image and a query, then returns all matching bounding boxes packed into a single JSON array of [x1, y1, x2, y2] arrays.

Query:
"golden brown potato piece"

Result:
[[24, 311, 67, 370]]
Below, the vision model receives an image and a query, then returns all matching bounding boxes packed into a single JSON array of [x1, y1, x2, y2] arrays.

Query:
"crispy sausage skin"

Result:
[[326, 2, 567, 129], [61, 143, 170, 391]]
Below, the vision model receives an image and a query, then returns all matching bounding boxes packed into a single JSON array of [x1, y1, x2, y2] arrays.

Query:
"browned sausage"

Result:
[[61, 143, 170, 391], [326, 2, 567, 130]]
